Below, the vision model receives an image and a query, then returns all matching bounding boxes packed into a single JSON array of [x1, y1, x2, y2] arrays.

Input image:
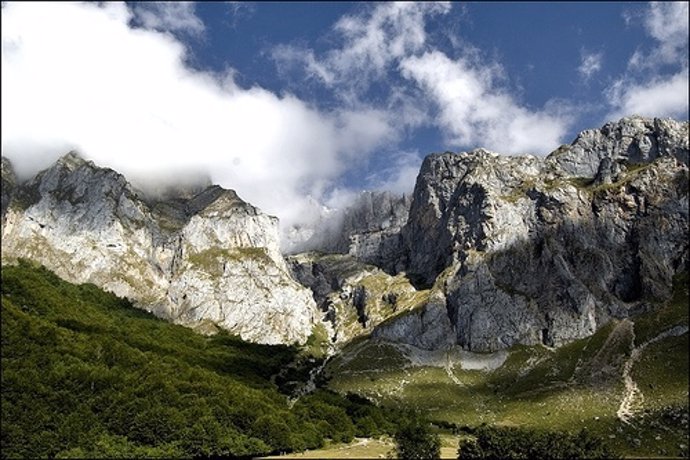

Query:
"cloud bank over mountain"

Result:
[[2, 2, 389, 233], [2, 2, 687, 242]]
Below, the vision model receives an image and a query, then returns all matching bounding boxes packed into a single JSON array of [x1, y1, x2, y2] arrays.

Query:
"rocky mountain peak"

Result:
[[546, 116, 689, 178], [293, 190, 412, 273], [1, 155, 16, 180], [55, 149, 90, 169], [192, 186, 261, 218], [375, 116, 689, 352], [1, 153, 319, 345], [1, 116, 687, 352]]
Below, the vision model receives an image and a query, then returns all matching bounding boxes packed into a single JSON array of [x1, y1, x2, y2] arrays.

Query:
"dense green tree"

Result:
[[251, 414, 294, 453], [457, 425, 618, 459], [55, 433, 183, 458], [394, 419, 442, 460], [457, 438, 484, 459]]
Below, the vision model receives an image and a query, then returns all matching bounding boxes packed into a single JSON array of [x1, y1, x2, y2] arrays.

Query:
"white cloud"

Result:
[[273, 2, 451, 92], [273, 2, 570, 156], [131, 2, 205, 36], [400, 51, 571, 155], [607, 2, 689, 121], [226, 2, 256, 28], [606, 70, 690, 120], [0, 1, 397, 244], [329, 2, 449, 79], [623, 2, 688, 71], [578, 51, 603, 80], [642, 2, 689, 65], [273, 45, 336, 85], [334, 108, 398, 156]]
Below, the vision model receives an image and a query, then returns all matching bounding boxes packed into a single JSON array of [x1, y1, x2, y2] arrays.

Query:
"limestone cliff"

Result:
[[338, 191, 411, 273], [1, 152, 318, 345], [1, 156, 17, 223], [375, 116, 689, 352], [2, 116, 687, 353], [288, 252, 428, 346]]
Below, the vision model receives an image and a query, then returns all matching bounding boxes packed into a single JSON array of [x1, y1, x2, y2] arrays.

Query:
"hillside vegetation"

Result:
[[0, 261, 401, 458], [2, 260, 686, 459], [327, 272, 689, 458]]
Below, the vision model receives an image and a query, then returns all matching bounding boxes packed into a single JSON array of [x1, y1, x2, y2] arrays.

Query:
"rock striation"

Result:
[[1, 152, 318, 345], [340, 191, 411, 273], [376, 116, 689, 352]]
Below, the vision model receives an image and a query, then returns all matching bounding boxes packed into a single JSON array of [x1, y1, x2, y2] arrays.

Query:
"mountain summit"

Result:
[[1, 152, 318, 345], [375, 116, 688, 351]]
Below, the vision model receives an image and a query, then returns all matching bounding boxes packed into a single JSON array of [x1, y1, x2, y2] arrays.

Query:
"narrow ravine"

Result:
[[617, 323, 689, 424], [287, 352, 335, 409]]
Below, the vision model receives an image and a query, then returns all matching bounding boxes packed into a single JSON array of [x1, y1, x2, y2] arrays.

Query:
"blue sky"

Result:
[[2, 2, 688, 237]]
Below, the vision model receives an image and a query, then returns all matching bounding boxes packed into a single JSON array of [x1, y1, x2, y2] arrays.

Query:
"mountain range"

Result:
[[2, 115, 689, 458], [2, 115, 687, 355]]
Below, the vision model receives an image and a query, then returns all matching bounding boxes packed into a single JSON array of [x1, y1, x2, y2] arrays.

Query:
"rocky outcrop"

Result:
[[402, 149, 543, 287], [288, 252, 428, 345], [1, 152, 318, 345], [377, 116, 689, 352], [295, 191, 411, 272], [2, 116, 686, 353], [547, 116, 689, 177], [1, 157, 17, 223], [371, 266, 455, 350], [336, 191, 411, 272]]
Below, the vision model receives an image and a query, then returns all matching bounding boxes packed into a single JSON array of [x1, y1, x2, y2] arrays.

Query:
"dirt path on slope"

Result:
[[617, 323, 688, 424], [445, 351, 464, 386]]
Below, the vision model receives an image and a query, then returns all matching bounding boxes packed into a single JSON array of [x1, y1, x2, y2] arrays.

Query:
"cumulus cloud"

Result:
[[273, 2, 451, 92], [273, 1, 571, 156], [623, 2, 688, 71], [400, 51, 571, 155], [8, 1, 682, 253], [269, 2, 454, 197], [0, 2, 394, 243], [578, 51, 603, 80], [607, 2, 689, 120], [606, 70, 689, 120], [271, 1, 450, 142], [131, 2, 205, 36], [333, 108, 398, 157], [640, 1, 689, 66]]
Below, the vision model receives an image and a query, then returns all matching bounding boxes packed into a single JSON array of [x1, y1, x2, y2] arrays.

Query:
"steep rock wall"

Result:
[[377, 116, 689, 352], [1, 152, 318, 345]]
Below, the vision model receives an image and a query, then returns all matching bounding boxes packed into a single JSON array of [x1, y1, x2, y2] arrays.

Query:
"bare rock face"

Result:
[[371, 266, 455, 350], [297, 191, 411, 272], [547, 115, 689, 177], [402, 149, 544, 287], [288, 252, 428, 346], [1, 152, 318, 345], [2, 117, 686, 353], [377, 117, 689, 352], [337, 191, 411, 272], [1, 157, 17, 223]]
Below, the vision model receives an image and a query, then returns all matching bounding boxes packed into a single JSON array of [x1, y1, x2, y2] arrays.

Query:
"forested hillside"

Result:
[[0, 261, 400, 458]]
